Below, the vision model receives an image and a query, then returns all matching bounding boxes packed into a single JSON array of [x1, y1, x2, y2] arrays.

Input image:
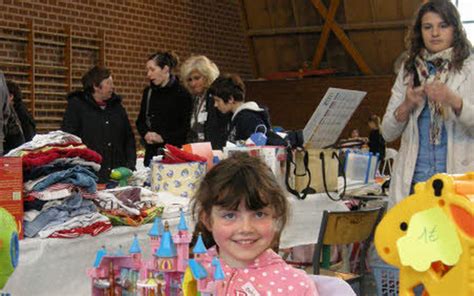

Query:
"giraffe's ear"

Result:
[[450, 204, 474, 238]]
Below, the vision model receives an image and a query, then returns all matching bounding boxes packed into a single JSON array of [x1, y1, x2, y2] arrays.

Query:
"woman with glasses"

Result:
[[181, 55, 230, 149]]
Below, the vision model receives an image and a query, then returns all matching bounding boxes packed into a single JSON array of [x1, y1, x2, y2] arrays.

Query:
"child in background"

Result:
[[368, 115, 385, 163], [191, 153, 319, 295]]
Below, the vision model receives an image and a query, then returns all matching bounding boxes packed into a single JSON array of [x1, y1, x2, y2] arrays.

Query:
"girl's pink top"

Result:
[[201, 246, 319, 295]]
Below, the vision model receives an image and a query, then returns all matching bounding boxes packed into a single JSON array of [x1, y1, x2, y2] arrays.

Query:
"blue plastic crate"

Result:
[[372, 263, 399, 296]]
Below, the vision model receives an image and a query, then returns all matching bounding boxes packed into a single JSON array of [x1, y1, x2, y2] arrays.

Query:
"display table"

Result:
[[3, 193, 347, 295], [280, 193, 349, 248]]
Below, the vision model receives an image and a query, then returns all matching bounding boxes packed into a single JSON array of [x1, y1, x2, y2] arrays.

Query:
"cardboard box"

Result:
[[0, 157, 23, 239]]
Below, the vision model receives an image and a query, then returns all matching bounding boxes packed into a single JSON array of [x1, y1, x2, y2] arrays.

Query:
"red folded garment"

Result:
[[22, 147, 102, 170], [47, 220, 112, 238], [163, 144, 207, 164]]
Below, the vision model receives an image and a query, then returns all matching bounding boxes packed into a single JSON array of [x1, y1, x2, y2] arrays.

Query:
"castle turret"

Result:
[[178, 208, 188, 232], [129, 234, 142, 268], [193, 233, 207, 261], [155, 222, 177, 272], [148, 217, 164, 255], [93, 246, 107, 268], [212, 256, 226, 295], [174, 209, 192, 272], [114, 245, 125, 256], [212, 256, 225, 281]]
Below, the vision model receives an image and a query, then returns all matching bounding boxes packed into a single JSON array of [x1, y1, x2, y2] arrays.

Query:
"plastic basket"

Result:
[[372, 263, 399, 296]]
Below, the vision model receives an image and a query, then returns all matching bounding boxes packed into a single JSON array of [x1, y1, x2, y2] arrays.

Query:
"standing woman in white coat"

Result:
[[382, 0, 474, 205]]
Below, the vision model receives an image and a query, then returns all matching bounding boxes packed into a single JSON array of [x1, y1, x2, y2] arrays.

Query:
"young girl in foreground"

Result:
[[191, 153, 319, 295]]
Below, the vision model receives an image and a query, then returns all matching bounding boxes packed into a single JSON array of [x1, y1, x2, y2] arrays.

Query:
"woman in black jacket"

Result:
[[62, 66, 136, 183], [136, 51, 192, 166]]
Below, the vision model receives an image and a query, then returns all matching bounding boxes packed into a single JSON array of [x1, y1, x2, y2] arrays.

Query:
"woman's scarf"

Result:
[[414, 47, 453, 144]]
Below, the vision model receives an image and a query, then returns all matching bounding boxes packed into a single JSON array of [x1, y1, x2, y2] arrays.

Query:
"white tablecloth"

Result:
[[3, 193, 347, 295], [280, 193, 349, 249]]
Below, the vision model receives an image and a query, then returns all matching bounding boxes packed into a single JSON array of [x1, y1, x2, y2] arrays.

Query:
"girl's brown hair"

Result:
[[404, 0, 472, 77], [191, 152, 288, 248]]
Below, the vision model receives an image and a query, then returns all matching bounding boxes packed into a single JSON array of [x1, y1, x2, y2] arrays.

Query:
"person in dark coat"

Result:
[[6, 80, 36, 142], [3, 80, 36, 154], [208, 74, 271, 143], [368, 114, 385, 162], [61, 66, 136, 183], [136, 51, 193, 166], [181, 55, 230, 149]]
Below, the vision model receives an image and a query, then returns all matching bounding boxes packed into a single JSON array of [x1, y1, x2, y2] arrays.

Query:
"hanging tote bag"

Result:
[[286, 147, 346, 201]]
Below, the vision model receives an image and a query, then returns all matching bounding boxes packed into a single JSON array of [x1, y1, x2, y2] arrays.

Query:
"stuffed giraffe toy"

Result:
[[374, 172, 474, 296]]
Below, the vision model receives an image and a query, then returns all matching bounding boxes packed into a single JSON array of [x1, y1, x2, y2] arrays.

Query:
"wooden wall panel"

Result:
[[292, 0, 322, 26], [241, 0, 423, 76], [253, 37, 279, 75], [267, 0, 301, 71], [376, 30, 407, 74], [245, 75, 395, 141], [243, 0, 273, 29], [274, 35, 304, 70], [266, 0, 297, 27], [348, 31, 381, 73], [402, 0, 423, 19], [343, 0, 372, 22]]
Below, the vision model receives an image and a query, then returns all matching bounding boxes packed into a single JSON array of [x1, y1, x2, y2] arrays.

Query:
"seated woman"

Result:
[[181, 55, 230, 149], [208, 73, 271, 143]]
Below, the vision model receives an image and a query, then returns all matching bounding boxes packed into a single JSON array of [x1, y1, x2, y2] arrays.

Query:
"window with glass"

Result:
[[454, 0, 474, 43]]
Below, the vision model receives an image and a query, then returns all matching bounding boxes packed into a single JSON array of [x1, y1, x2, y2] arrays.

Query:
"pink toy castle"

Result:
[[87, 210, 225, 296]]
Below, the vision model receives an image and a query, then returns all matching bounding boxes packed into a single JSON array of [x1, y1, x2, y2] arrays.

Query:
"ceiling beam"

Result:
[[247, 20, 412, 37], [312, 0, 340, 69]]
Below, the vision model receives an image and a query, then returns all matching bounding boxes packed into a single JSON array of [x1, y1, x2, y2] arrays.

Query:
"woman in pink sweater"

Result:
[[191, 153, 319, 295]]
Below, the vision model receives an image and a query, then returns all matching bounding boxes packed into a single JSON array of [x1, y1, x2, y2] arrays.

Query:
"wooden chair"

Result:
[[312, 207, 384, 295]]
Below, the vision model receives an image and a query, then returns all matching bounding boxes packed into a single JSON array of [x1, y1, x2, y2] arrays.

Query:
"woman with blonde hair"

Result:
[[382, 0, 474, 205], [181, 55, 230, 149]]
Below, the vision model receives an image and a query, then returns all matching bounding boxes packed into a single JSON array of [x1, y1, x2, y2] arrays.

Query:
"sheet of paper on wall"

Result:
[[303, 87, 367, 148]]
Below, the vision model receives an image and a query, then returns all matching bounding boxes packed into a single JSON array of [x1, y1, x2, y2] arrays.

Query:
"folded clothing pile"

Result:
[[8, 131, 112, 238], [95, 186, 163, 226]]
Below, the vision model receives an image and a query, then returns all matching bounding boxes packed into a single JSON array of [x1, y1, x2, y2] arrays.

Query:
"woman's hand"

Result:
[[424, 81, 463, 114], [405, 84, 425, 110], [144, 132, 164, 144], [394, 84, 424, 122]]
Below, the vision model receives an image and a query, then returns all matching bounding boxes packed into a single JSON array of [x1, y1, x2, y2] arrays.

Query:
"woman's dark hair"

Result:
[[6, 80, 22, 104], [404, 0, 472, 76], [191, 152, 288, 248], [148, 51, 179, 70], [208, 73, 245, 103], [81, 65, 111, 93]]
